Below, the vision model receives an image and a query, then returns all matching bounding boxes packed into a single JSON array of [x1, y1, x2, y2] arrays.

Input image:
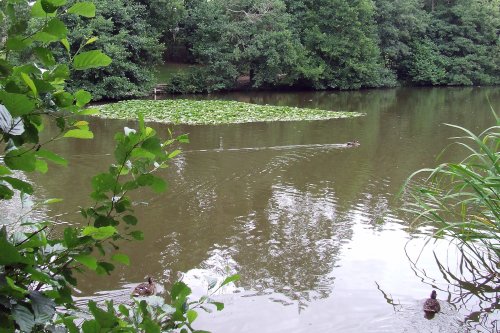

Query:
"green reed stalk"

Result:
[[404, 115, 499, 280]]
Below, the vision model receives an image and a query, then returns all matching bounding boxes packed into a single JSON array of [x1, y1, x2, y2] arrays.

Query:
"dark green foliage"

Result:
[[165, 0, 499, 92], [425, 0, 500, 86], [373, 0, 430, 81], [288, 0, 396, 89], [406, 38, 447, 85], [63, 0, 163, 100], [181, 0, 306, 91]]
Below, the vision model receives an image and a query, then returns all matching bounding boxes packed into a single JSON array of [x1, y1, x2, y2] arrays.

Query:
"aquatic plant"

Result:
[[403, 112, 499, 326], [97, 99, 363, 125]]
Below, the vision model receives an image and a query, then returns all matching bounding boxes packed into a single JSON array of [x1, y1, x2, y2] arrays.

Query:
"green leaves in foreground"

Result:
[[73, 50, 112, 70], [98, 99, 363, 125]]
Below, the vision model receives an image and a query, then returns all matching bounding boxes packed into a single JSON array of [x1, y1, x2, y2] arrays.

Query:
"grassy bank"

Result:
[[97, 99, 363, 125]]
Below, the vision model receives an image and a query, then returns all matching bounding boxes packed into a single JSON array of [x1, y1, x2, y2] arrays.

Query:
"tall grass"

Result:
[[403, 112, 499, 292]]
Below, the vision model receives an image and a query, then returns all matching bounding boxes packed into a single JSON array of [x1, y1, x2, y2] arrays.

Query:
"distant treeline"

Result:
[[60, 0, 500, 99]]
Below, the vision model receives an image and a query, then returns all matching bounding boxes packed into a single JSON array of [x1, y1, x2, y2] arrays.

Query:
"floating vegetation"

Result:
[[97, 99, 363, 125]]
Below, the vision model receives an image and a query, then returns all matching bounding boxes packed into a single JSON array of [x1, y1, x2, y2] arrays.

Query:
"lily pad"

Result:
[[97, 99, 363, 125]]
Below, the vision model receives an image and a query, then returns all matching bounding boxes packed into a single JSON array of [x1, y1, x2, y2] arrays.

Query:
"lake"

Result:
[[15, 87, 500, 332]]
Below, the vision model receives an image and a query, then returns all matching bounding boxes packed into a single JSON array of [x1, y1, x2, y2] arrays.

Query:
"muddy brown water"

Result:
[[8, 87, 500, 332]]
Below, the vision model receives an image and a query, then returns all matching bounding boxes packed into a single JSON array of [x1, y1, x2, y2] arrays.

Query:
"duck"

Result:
[[132, 276, 156, 297], [423, 290, 440, 313], [346, 140, 360, 147]]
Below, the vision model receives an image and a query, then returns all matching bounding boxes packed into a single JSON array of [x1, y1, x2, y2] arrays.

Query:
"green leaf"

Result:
[[130, 147, 155, 159], [44, 18, 67, 38], [62, 317, 79, 333], [94, 216, 118, 228], [41, 0, 67, 14], [32, 0, 57, 17], [34, 47, 56, 66], [48, 64, 70, 80], [141, 137, 162, 155], [111, 253, 130, 266], [64, 129, 94, 139], [187, 309, 198, 324], [96, 261, 115, 275], [85, 36, 98, 45], [177, 134, 190, 143], [36, 149, 67, 166], [0, 91, 36, 116], [6, 36, 30, 51], [0, 59, 13, 76], [12, 304, 35, 333], [118, 304, 129, 317], [6, 276, 28, 295], [25, 267, 52, 284], [33, 32, 55, 43], [0, 184, 14, 199], [129, 231, 144, 240], [91, 173, 116, 192], [123, 215, 138, 225], [168, 149, 182, 159], [150, 177, 167, 193], [30, 291, 56, 324], [88, 300, 117, 328], [64, 227, 79, 248], [82, 226, 117, 240], [67, 2, 96, 17], [54, 91, 73, 107], [137, 174, 167, 193], [82, 319, 100, 333], [170, 282, 191, 302], [73, 50, 111, 70], [4, 149, 37, 172], [1, 176, 33, 194], [43, 198, 63, 204], [21, 73, 37, 95], [75, 90, 92, 107], [220, 274, 240, 287], [74, 255, 98, 270], [0, 165, 11, 176], [73, 120, 89, 128], [60, 38, 70, 52], [35, 159, 48, 174], [141, 318, 161, 333], [211, 302, 224, 311]]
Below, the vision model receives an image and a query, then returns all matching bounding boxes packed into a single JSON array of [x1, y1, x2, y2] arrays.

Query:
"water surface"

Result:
[[15, 87, 500, 332]]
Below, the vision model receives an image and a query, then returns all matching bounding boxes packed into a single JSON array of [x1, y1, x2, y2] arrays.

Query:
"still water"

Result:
[[19, 87, 500, 331]]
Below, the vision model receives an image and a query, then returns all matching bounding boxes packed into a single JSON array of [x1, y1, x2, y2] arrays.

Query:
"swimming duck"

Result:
[[346, 140, 360, 147], [423, 290, 440, 313], [132, 276, 156, 297]]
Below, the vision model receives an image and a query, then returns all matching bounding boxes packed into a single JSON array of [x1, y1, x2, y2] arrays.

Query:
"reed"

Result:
[[403, 111, 499, 286]]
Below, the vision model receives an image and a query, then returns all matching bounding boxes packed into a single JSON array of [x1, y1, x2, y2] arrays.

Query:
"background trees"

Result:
[[426, 0, 500, 86], [287, 0, 396, 89], [63, 0, 163, 100], [182, 0, 304, 91], [38, 0, 499, 98]]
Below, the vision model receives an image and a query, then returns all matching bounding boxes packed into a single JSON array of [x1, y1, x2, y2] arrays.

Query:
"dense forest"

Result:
[[46, 0, 500, 98]]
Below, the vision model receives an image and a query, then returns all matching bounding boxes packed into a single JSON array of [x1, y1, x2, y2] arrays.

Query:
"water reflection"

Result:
[[406, 238, 499, 332], [14, 87, 500, 332]]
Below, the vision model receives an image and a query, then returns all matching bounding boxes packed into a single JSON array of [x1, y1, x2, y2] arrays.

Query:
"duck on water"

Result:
[[132, 276, 156, 297]]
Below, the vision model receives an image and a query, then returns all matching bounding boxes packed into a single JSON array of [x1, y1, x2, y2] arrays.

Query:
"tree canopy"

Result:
[[11, 0, 497, 99]]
